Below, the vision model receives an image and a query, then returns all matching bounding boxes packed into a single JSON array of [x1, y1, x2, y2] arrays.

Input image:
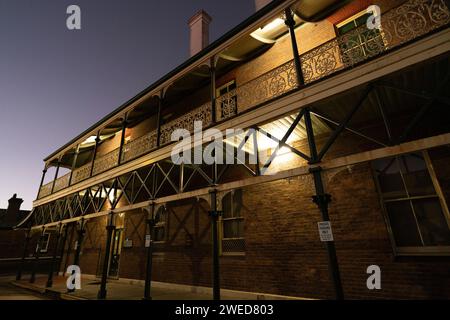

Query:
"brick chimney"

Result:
[[188, 10, 212, 57], [255, 0, 272, 11], [5, 194, 23, 227]]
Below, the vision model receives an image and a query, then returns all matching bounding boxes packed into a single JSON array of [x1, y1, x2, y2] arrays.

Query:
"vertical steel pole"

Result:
[[51, 161, 61, 194], [68, 146, 80, 186], [143, 204, 155, 300], [98, 213, 115, 299], [118, 116, 128, 165], [16, 229, 31, 281], [284, 8, 305, 87], [30, 228, 45, 283], [210, 189, 220, 300], [210, 56, 217, 123], [46, 225, 62, 288], [304, 107, 344, 300], [156, 94, 162, 147], [36, 167, 48, 199], [68, 220, 85, 292], [57, 224, 69, 275], [90, 132, 101, 177]]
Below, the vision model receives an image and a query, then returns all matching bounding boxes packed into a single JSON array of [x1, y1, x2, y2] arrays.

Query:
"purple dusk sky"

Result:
[[0, 0, 255, 210]]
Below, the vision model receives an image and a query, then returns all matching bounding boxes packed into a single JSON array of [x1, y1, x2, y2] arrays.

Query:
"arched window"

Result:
[[221, 189, 245, 254]]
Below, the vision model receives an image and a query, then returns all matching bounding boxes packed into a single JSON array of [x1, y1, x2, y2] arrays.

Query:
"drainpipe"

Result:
[[98, 212, 115, 299], [143, 203, 156, 300]]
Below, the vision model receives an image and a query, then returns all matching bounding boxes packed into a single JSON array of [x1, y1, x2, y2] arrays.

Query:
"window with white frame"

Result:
[[336, 9, 385, 62], [40, 233, 51, 253], [152, 206, 167, 243], [372, 151, 450, 255], [221, 189, 245, 254]]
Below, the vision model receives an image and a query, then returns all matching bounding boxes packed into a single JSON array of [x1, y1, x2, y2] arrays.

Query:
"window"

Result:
[[372, 151, 450, 255], [39, 233, 51, 253], [152, 206, 167, 243], [217, 80, 237, 120], [221, 189, 245, 254], [336, 10, 385, 62]]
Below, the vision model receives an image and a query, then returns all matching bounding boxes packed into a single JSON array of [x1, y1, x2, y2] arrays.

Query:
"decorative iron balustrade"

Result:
[[217, 60, 298, 121], [53, 172, 70, 192], [35, 0, 449, 200], [38, 182, 53, 199], [92, 148, 120, 176], [72, 162, 92, 185], [217, 0, 450, 117], [159, 102, 213, 145], [121, 130, 158, 163]]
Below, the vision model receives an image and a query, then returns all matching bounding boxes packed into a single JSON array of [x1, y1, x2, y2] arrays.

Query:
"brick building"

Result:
[[14, 0, 450, 299]]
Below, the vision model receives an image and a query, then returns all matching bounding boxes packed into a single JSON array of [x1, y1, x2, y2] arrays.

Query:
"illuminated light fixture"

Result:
[[261, 18, 285, 32]]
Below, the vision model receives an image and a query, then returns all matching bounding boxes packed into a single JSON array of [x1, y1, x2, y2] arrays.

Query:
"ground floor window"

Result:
[[221, 189, 245, 255], [39, 232, 51, 253], [152, 206, 167, 243], [372, 150, 450, 255]]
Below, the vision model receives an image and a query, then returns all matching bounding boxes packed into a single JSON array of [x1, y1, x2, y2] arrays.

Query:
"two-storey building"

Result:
[[15, 0, 450, 299]]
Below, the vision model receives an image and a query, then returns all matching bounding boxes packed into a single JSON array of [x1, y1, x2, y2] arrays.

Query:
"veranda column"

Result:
[[209, 189, 221, 300], [98, 212, 115, 299], [50, 160, 61, 194], [284, 8, 305, 87], [304, 108, 344, 300], [46, 224, 63, 288], [57, 224, 69, 274], [210, 56, 217, 123], [36, 167, 48, 199], [68, 220, 86, 292], [143, 203, 156, 300], [30, 228, 46, 284], [16, 228, 32, 280], [118, 116, 128, 165], [156, 94, 162, 147], [68, 146, 80, 186], [90, 132, 101, 177]]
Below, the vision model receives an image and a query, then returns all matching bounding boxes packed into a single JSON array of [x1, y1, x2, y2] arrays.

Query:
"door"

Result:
[[108, 228, 123, 279]]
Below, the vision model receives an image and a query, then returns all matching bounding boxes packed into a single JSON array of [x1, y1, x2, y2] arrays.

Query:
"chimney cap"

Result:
[[188, 10, 212, 26]]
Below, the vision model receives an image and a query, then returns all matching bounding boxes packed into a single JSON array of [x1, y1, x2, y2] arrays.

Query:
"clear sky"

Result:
[[0, 0, 255, 210]]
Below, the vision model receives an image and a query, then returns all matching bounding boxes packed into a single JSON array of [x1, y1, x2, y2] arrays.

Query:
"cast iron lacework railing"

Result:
[[72, 162, 91, 185], [53, 172, 70, 192], [38, 181, 53, 199], [37, 0, 449, 200], [92, 148, 120, 176], [159, 101, 213, 145], [216, 0, 450, 121], [121, 130, 158, 163]]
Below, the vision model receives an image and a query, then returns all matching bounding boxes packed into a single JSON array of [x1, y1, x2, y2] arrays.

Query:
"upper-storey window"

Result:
[[221, 189, 245, 255], [372, 151, 450, 255], [336, 10, 385, 62], [217, 80, 237, 120]]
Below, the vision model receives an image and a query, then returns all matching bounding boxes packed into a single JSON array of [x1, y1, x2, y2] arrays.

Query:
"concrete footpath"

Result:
[[11, 274, 305, 300]]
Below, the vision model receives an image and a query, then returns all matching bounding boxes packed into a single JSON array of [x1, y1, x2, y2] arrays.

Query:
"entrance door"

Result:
[[108, 228, 123, 279]]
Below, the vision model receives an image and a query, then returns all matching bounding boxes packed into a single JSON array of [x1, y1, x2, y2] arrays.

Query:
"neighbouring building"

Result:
[[14, 0, 450, 299]]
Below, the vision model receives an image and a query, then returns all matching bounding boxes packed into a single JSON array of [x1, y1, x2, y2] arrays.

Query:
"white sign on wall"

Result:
[[318, 221, 334, 242], [145, 235, 151, 248]]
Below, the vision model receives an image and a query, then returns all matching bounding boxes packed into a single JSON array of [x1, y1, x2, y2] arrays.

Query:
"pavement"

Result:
[[0, 276, 47, 300], [9, 274, 252, 300]]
